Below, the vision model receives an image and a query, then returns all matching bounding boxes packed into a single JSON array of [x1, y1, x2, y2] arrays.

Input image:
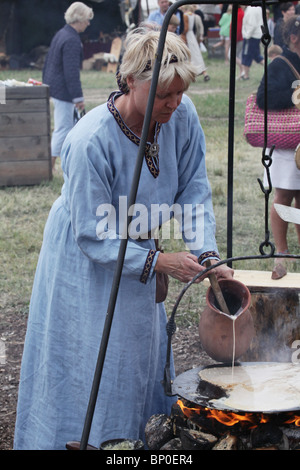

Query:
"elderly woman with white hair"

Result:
[[14, 27, 233, 450], [43, 2, 94, 171]]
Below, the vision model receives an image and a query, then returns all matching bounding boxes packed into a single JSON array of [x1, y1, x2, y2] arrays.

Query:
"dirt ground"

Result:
[[0, 307, 26, 450], [0, 306, 214, 450]]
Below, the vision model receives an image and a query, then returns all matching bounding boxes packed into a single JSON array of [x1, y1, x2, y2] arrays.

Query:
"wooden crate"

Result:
[[0, 85, 52, 186]]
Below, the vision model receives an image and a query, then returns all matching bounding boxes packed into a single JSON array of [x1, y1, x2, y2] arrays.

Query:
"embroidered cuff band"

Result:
[[198, 251, 220, 266], [140, 249, 157, 284]]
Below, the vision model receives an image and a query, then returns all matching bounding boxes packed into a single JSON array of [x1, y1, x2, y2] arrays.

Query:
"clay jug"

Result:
[[199, 278, 254, 362]]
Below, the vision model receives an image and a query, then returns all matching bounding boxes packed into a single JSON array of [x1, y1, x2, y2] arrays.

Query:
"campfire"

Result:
[[176, 399, 300, 430], [145, 399, 300, 450]]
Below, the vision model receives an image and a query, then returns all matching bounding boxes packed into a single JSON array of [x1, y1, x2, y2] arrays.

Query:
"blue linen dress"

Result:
[[14, 93, 218, 450]]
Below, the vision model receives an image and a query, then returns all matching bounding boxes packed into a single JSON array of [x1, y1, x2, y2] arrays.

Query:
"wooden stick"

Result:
[[205, 260, 231, 315]]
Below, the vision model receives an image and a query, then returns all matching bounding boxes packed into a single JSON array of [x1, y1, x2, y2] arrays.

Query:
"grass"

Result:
[[1, 56, 299, 327]]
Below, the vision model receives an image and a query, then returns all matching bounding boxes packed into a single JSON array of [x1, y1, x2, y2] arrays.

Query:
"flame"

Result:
[[177, 399, 262, 428], [177, 400, 300, 429], [207, 409, 264, 427], [284, 415, 300, 427]]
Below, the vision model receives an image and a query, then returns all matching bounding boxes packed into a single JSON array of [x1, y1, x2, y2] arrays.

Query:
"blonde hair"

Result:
[[64, 2, 94, 24], [181, 5, 194, 13], [169, 14, 180, 27], [268, 44, 283, 58], [119, 28, 197, 92]]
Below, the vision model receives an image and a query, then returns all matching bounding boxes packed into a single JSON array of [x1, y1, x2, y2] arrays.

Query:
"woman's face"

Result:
[[284, 5, 296, 20], [130, 74, 187, 124]]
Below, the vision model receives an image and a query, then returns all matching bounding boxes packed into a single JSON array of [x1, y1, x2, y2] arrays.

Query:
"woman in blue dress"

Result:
[[14, 27, 233, 450]]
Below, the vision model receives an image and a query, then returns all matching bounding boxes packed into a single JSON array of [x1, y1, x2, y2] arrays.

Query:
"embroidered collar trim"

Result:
[[107, 91, 161, 178]]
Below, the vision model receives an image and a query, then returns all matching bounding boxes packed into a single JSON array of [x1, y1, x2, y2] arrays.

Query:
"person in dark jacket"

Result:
[[256, 15, 300, 279], [43, 2, 94, 170], [273, 2, 295, 48]]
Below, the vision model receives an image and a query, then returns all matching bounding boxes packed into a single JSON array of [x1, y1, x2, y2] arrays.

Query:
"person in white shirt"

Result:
[[241, 6, 264, 79]]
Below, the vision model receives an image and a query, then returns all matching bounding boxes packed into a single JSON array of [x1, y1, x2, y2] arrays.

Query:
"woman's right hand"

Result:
[[154, 251, 206, 283]]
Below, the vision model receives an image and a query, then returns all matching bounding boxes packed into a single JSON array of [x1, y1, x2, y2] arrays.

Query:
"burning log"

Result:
[[145, 399, 300, 450], [251, 423, 289, 450], [281, 426, 300, 449], [180, 428, 218, 450], [172, 399, 233, 436], [212, 433, 244, 450], [160, 438, 183, 450], [144, 414, 174, 450]]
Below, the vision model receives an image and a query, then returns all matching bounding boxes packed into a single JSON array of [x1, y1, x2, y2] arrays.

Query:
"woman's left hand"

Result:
[[206, 259, 234, 281]]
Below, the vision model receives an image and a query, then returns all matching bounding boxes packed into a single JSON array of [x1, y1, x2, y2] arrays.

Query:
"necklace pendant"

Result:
[[149, 142, 159, 158]]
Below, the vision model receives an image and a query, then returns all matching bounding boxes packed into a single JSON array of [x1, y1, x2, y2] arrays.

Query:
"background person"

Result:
[[180, 5, 210, 81], [168, 14, 180, 32], [147, 0, 171, 26], [212, 4, 232, 64], [196, 3, 218, 38], [232, 5, 245, 78], [257, 15, 300, 279], [268, 44, 283, 62], [14, 27, 232, 450], [274, 2, 296, 48], [43, 2, 93, 171], [147, 0, 182, 34], [241, 5, 264, 80]]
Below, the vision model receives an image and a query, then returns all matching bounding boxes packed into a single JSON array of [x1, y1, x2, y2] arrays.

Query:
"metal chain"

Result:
[[256, 0, 275, 256]]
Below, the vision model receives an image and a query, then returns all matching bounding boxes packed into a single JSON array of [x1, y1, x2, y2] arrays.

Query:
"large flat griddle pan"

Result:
[[172, 363, 300, 414]]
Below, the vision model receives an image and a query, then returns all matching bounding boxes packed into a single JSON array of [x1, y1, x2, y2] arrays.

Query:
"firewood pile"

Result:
[[145, 400, 300, 450]]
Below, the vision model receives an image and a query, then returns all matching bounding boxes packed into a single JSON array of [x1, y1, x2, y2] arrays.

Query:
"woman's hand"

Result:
[[155, 252, 205, 283], [206, 258, 234, 281], [154, 252, 234, 283], [75, 101, 85, 111]]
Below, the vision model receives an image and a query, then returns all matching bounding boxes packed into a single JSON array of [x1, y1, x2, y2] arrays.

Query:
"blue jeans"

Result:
[[242, 38, 263, 67], [51, 98, 75, 157]]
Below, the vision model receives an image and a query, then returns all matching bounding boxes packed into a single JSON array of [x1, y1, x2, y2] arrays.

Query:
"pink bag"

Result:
[[244, 93, 300, 149], [244, 56, 300, 150]]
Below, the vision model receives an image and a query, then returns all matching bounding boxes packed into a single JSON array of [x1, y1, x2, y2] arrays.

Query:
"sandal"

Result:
[[271, 253, 289, 280], [271, 262, 287, 280]]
